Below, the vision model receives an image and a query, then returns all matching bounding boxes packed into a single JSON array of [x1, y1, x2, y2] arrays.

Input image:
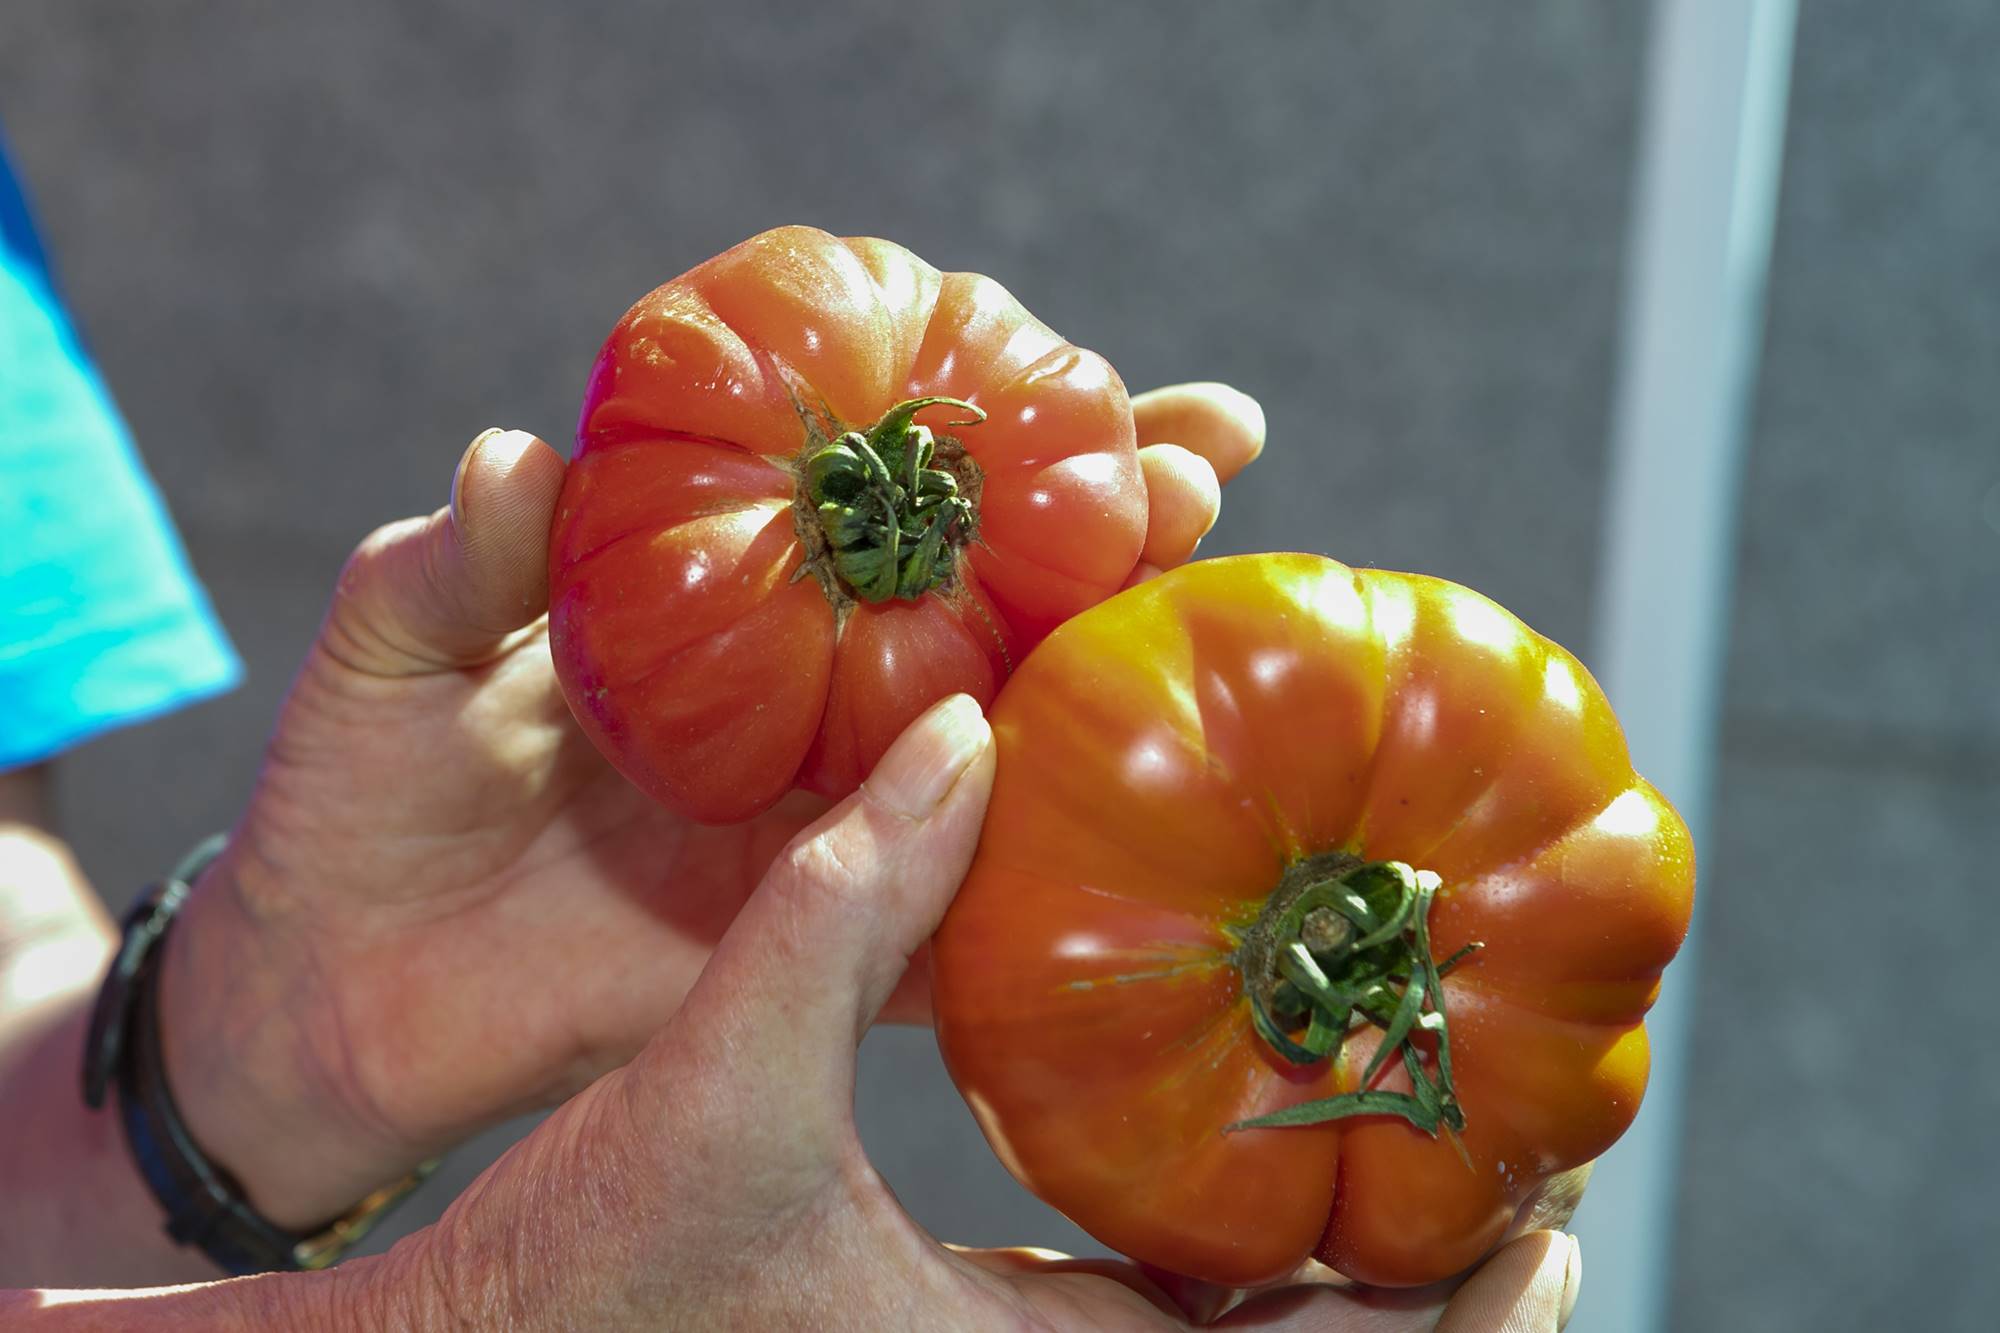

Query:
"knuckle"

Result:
[[778, 829, 861, 899], [771, 812, 892, 915]]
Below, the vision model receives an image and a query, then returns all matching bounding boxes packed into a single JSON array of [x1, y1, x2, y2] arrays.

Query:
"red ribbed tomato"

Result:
[[932, 553, 1694, 1288], [549, 226, 1146, 823]]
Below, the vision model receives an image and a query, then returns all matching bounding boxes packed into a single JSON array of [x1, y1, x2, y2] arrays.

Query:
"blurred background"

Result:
[[3, 1, 1994, 1328]]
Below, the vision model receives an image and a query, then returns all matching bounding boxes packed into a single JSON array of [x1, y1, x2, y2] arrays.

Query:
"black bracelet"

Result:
[[81, 834, 434, 1274]]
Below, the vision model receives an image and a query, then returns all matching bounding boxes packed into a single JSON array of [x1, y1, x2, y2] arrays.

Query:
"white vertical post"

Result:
[[1570, 1, 1798, 1330]]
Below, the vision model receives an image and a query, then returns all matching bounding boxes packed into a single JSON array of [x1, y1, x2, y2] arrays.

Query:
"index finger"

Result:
[[1131, 383, 1267, 486]]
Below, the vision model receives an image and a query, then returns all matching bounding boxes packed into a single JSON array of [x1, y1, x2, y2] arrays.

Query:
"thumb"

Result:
[[631, 694, 995, 1131], [323, 427, 566, 676], [1433, 1231, 1580, 1333], [445, 701, 990, 1330]]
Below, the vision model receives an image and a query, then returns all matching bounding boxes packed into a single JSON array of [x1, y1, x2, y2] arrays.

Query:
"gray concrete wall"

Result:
[[2, 3, 1989, 1328], [1669, 2, 2000, 1329]]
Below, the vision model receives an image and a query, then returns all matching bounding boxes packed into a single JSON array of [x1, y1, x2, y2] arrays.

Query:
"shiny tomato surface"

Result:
[[932, 553, 1694, 1288], [549, 226, 1145, 823]]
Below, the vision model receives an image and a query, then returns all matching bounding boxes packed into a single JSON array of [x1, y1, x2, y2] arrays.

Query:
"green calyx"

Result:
[[802, 396, 985, 603], [1226, 855, 1483, 1142]]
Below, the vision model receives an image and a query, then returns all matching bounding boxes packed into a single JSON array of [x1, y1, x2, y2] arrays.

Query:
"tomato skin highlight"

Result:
[[549, 226, 1146, 824], [931, 553, 1694, 1288]]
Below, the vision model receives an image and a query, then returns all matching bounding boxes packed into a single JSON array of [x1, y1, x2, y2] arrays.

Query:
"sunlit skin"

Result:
[[933, 554, 1695, 1289], [549, 225, 1168, 825]]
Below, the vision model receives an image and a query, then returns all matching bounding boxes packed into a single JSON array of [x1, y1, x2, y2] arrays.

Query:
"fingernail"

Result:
[[866, 694, 991, 818], [451, 428, 509, 526], [1558, 1233, 1582, 1329], [452, 427, 539, 529]]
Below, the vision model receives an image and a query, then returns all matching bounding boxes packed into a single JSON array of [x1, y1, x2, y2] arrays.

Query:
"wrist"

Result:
[[155, 843, 414, 1232]]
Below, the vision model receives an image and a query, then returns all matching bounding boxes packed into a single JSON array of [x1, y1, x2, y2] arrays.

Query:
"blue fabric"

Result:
[[0, 129, 240, 769]]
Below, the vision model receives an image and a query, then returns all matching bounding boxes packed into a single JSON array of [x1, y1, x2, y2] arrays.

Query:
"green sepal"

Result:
[[1358, 962, 1427, 1090], [1230, 857, 1482, 1143], [804, 398, 984, 603], [1225, 1089, 1440, 1134]]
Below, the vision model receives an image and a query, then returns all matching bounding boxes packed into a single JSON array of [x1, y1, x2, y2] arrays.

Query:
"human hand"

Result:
[[157, 384, 1265, 1231], [329, 696, 1580, 1331]]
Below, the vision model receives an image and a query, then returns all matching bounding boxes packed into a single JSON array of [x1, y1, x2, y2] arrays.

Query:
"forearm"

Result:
[[0, 998, 228, 1288], [2, 765, 418, 1285], [0, 816, 431, 1319], [0, 871, 437, 1324], [0, 794, 218, 1287]]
